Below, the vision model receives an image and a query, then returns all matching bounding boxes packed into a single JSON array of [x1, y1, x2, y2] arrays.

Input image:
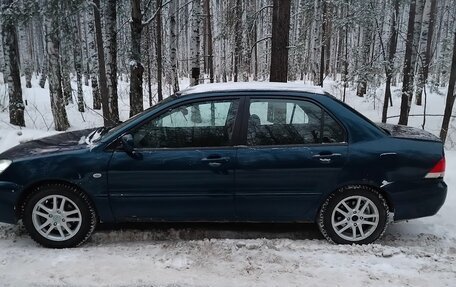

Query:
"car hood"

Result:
[[376, 123, 441, 142], [0, 128, 96, 159]]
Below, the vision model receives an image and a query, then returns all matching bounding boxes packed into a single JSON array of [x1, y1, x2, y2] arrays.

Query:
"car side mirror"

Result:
[[121, 134, 142, 159]]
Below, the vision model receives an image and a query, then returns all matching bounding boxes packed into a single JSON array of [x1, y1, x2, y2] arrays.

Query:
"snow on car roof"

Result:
[[178, 82, 327, 96]]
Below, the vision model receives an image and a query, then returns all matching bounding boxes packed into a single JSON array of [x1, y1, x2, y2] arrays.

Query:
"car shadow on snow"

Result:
[[89, 222, 324, 244]]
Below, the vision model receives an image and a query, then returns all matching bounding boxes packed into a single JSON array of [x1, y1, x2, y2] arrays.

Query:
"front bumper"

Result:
[[0, 181, 21, 224], [384, 179, 447, 221]]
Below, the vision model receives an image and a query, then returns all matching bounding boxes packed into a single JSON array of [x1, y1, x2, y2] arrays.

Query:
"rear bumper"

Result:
[[384, 179, 447, 221], [0, 181, 21, 224]]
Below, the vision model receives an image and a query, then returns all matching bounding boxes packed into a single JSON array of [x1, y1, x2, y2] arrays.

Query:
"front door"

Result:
[[107, 98, 240, 221], [235, 97, 348, 221]]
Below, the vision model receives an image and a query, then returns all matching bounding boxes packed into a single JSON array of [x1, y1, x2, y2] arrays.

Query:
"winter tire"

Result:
[[23, 184, 97, 248], [318, 186, 389, 244]]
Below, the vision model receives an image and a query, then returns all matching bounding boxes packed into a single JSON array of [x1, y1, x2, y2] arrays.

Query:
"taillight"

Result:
[[425, 158, 445, 179]]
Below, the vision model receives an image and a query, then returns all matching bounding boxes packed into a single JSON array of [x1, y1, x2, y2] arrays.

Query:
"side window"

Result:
[[132, 99, 239, 148], [247, 98, 345, 146], [323, 113, 345, 143]]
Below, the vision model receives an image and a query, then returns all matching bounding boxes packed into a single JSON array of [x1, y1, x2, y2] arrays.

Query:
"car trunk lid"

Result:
[[376, 123, 441, 142]]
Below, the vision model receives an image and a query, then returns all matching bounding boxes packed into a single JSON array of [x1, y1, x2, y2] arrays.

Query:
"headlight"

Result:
[[0, 160, 12, 174]]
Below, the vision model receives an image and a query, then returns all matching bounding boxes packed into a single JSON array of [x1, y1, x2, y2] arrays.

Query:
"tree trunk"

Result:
[[156, 0, 163, 101], [204, 0, 214, 83], [398, 0, 417, 125], [169, 0, 179, 93], [382, 0, 400, 123], [72, 14, 85, 112], [189, 0, 201, 86], [415, 0, 437, 105], [439, 32, 456, 142], [319, 0, 327, 86], [59, 5, 73, 105], [17, 22, 32, 89], [409, 0, 425, 95], [269, 0, 291, 82], [105, 0, 120, 123], [356, 21, 373, 97], [87, 3, 101, 110], [146, 26, 153, 106], [45, 2, 70, 131], [39, 20, 47, 89], [93, 0, 113, 126], [1, 0, 25, 127], [129, 0, 144, 116], [233, 0, 242, 82], [82, 11, 90, 87]]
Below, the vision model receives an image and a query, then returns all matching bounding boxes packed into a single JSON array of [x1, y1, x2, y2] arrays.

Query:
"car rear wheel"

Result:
[[23, 184, 97, 248], [318, 187, 389, 244]]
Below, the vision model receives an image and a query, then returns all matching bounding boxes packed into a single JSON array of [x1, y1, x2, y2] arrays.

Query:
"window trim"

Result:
[[241, 95, 348, 147], [107, 96, 245, 151]]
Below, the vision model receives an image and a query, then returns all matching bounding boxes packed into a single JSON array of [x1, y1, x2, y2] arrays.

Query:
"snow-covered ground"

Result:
[[0, 77, 455, 286]]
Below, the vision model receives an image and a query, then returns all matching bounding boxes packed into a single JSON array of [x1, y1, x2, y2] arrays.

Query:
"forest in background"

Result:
[[1, 0, 456, 141]]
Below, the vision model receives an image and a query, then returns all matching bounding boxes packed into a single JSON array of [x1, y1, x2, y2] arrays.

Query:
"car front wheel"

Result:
[[23, 184, 97, 248], [318, 186, 389, 244]]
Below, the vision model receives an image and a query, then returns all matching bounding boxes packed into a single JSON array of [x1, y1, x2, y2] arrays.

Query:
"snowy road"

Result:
[[0, 219, 455, 286], [0, 155, 455, 286]]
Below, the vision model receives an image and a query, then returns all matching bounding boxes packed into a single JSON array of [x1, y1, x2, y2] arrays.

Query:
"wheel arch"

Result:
[[315, 183, 394, 222], [15, 180, 98, 221]]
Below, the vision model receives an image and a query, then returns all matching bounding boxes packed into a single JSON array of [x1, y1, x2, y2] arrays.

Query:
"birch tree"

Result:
[[381, 0, 400, 123], [1, 0, 25, 126], [169, 0, 179, 93], [72, 13, 85, 112], [155, 0, 163, 100], [204, 0, 214, 83], [189, 0, 201, 86], [399, 0, 418, 125], [93, 0, 112, 126], [17, 22, 32, 88], [44, 0, 70, 131], [86, 4, 101, 110], [415, 0, 437, 105]]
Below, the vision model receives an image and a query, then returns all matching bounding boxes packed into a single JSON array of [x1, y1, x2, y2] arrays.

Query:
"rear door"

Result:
[[107, 97, 241, 221], [235, 96, 348, 221]]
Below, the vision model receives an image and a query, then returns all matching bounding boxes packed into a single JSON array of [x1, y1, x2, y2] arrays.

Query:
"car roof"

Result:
[[177, 82, 327, 96]]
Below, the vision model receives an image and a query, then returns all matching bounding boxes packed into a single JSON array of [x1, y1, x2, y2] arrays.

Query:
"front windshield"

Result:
[[90, 95, 177, 143]]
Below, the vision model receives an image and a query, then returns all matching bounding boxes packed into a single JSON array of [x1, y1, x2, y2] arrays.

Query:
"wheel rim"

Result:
[[331, 195, 379, 242], [31, 195, 82, 242]]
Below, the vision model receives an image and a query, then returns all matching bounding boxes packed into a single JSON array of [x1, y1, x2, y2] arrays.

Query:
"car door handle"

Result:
[[201, 156, 230, 167], [312, 153, 341, 163], [312, 153, 342, 158]]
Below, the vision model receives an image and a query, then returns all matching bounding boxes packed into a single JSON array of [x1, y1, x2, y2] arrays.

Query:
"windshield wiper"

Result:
[[86, 126, 113, 144]]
